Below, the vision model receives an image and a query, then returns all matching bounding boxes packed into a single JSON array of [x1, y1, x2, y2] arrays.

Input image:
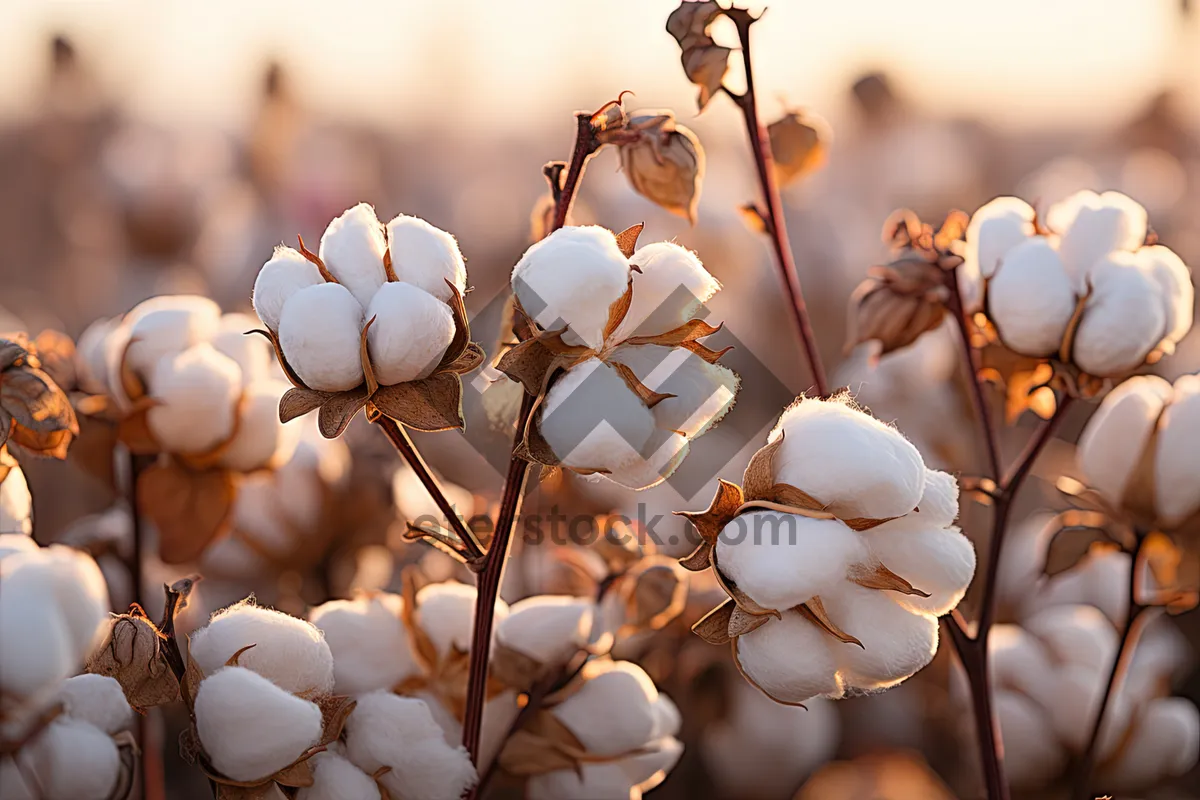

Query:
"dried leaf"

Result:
[[517, 400, 562, 468], [498, 729, 580, 777], [0, 409, 10, 449], [399, 567, 439, 673], [1141, 532, 1181, 590], [315, 694, 356, 746], [138, 463, 235, 564], [370, 373, 464, 432], [436, 280, 473, 371], [679, 339, 734, 363], [728, 606, 772, 638], [116, 402, 161, 455], [495, 337, 558, 397], [691, 600, 736, 645], [602, 277, 635, 342], [1, 366, 78, 438], [297, 234, 337, 284], [666, 0, 723, 48], [441, 342, 485, 376], [742, 435, 787, 502], [674, 479, 744, 545], [798, 597, 862, 647], [849, 562, 930, 596], [769, 110, 829, 186], [279, 388, 332, 423], [618, 116, 705, 222], [627, 558, 688, 630], [273, 759, 314, 788], [1058, 289, 1092, 364], [623, 319, 722, 348], [682, 45, 731, 113], [845, 259, 947, 357], [678, 541, 712, 572], [181, 644, 206, 711], [317, 386, 371, 438], [360, 316, 379, 398], [609, 360, 675, 408], [613, 223, 645, 259]]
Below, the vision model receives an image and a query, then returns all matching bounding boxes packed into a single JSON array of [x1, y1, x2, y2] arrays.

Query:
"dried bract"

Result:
[[666, 1, 731, 112], [0, 332, 79, 460], [614, 112, 705, 224], [768, 109, 831, 186]]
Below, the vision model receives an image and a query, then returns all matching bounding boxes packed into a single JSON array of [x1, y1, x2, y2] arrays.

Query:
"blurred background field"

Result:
[[2, 1, 1200, 798]]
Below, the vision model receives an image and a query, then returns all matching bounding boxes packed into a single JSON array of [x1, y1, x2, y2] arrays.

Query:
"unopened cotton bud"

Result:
[[1076, 374, 1169, 508], [964, 196, 1035, 281], [253, 246, 326, 332], [385, 214, 467, 303], [26, 717, 120, 799], [365, 282, 456, 384], [716, 511, 866, 610], [58, 674, 133, 735], [511, 226, 631, 350], [124, 295, 222, 377], [1024, 604, 1117, 670], [296, 750, 382, 800], [1048, 190, 1148, 284], [770, 397, 925, 519], [146, 344, 242, 454], [822, 583, 938, 690], [613, 242, 718, 341], [987, 238, 1077, 357], [0, 533, 35, 558], [863, 521, 975, 616], [343, 691, 478, 800], [219, 380, 298, 472], [1072, 253, 1166, 376], [1102, 697, 1199, 790], [189, 602, 335, 694], [194, 666, 323, 782], [610, 344, 737, 438], [319, 203, 387, 308], [1155, 375, 1200, 524], [278, 282, 365, 392], [212, 313, 272, 382], [618, 116, 705, 223], [496, 596, 593, 666], [308, 593, 420, 695], [0, 465, 32, 535], [552, 661, 666, 756], [539, 358, 656, 474], [995, 690, 1066, 788], [734, 610, 842, 704], [415, 582, 508, 658]]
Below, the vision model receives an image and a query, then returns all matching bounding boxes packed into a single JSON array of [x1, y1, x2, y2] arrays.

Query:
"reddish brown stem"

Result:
[[945, 266, 1003, 481], [373, 415, 485, 562], [723, 9, 829, 397], [552, 113, 600, 230]]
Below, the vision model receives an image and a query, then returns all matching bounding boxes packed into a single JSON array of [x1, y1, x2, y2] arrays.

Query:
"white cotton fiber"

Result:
[[770, 397, 925, 520], [527, 762, 648, 800], [343, 691, 478, 800], [1154, 374, 1200, 524], [496, 595, 593, 666], [26, 716, 121, 800], [964, 196, 1035, 280], [914, 469, 959, 527], [1024, 604, 1117, 670], [146, 344, 242, 454], [364, 282, 456, 384], [0, 466, 32, 535], [987, 237, 1077, 357], [612, 242, 719, 341], [610, 344, 738, 438], [1049, 190, 1148, 285], [75, 317, 123, 395], [821, 583, 938, 690], [987, 625, 1056, 708], [1140, 244, 1194, 344], [994, 690, 1065, 788], [0, 756, 36, 800], [733, 611, 842, 704], [0, 533, 36, 559], [0, 587, 74, 697], [1076, 374, 1170, 508], [715, 511, 865, 610], [1072, 253, 1166, 376], [58, 674, 133, 735], [551, 660, 662, 756], [278, 282, 365, 392], [862, 521, 975, 616], [308, 593, 420, 695], [212, 312, 272, 382], [604, 431, 691, 491], [1102, 697, 1199, 790], [189, 601, 335, 694], [123, 294, 222, 377], [194, 666, 323, 782], [220, 380, 298, 472], [385, 214, 467, 303], [511, 226, 632, 350], [253, 246, 327, 332], [414, 581, 508, 658], [295, 750, 382, 800], [319, 203, 388, 308]]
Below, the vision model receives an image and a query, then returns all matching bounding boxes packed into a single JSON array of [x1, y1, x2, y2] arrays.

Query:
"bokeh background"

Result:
[[2, 0, 1200, 798]]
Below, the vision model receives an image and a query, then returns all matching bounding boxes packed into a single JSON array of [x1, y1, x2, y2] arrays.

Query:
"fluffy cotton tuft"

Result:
[[57, 675, 133, 735], [278, 283, 365, 392], [219, 380, 298, 472], [496, 596, 594, 666], [986, 238, 1077, 357], [296, 750, 382, 800], [734, 611, 842, 704], [194, 666, 323, 782], [1048, 190, 1148, 284], [1152, 374, 1200, 524], [0, 532, 36, 559], [964, 196, 1035, 281], [146, 344, 242, 454], [343, 691, 478, 800], [123, 294, 222, 376], [551, 661, 672, 756], [1076, 374, 1169, 508], [862, 520, 976, 616], [1101, 697, 1199, 791], [319, 203, 387, 308], [365, 282, 456, 384], [212, 312, 272, 381], [385, 214, 468, 302], [613, 242, 719, 341], [610, 344, 738, 439], [253, 246, 327, 332], [189, 602, 335, 694], [414, 582, 508, 659], [512, 226, 632, 350], [1072, 253, 1167, 376], [308, 593, 419, 695], [0, 466, 32, 535], [995, 690, 1067, 788], [821, 583, 938, 690], [25, 716, 121, 799]]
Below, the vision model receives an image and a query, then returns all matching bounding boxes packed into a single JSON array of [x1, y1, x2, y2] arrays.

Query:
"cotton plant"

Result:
[[73, 297, 301, 561], [497, 224, 739, 489], [678, 394, 976, 706], [250, 202, 484, 438]]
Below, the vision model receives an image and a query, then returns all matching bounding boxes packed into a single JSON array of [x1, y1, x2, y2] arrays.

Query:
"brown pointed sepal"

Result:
[[370, 373, 465, 432], [849, 562, 930, 597], [797, 596, 862, 647], [674, 479, 743, 546]]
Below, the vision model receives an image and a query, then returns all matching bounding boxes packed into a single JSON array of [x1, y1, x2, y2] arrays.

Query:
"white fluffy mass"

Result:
[[963, 189, 1193, 376], [146, 344, 242, 454], [24, 716, 122, 799], [414, 581, 509, 659], [496, 595, 594, 666], [365, 282, 455, 384], [219, 380, 298, 471], [278, 282, 366, 392], [0, 465, 32, 535], [253, 246, 327, 333], [385, 214, 468, 302], [613, 241, 719, 341], [319, 203, 388, 308], [123, 294, 222, 377], [308, 593, 420, 695], [57, 675, 133, 735], [296, 749, 382, 800]]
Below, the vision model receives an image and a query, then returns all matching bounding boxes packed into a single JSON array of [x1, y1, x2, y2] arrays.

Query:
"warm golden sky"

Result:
[[0, 0, 1196, 131]]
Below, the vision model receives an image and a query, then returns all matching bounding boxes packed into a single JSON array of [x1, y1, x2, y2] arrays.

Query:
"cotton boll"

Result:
[[212, 312, 272, 381], [296, 750, 382, 800], [914, 469, 959, 527], [0, 466, 32, 535], [343, 691, 478, 800], [146, 344, 242, 454], [189, 602, 335, 694], [364, 282, 456, 384], [551, 661, 663, 756], [497, 596, 593, 666], [540, 359, 656, 474], [385, 214, 467, 303], [1044, 664, 1129, 755], [253, 246, 327, 332], [1140, 245, 1193, 344], [604, 432, 689, 490], [1024, 604, 1117, 670], [124, 294, 222, 377], [194, 666, 323, 782], [1076, 374, 1170, 508], [1050, 190, 1148, 285], [512, 226, 632, 350], [1073, 254, 1167, 376], [1154, 375, 1200, 524], [994, 690, 1066, 788], [527, 762, 640, 800], [964, 196, 1035, 280], [862, 521, 975, 615], [26, 717, 120, 800], [987, 238, 1077, 357], [415, 582, 509, 659], [278, 283, 365, 392], [0, 587, 75, 697], [0, 533, 35, 559], [618, 736, 684, 790], [988, 625, 1056, 708], [75, 317, 123, 395], [319, 203, 387, 308], [610, 344, 738, 437], [822, 583, 938, 690], [1036, 548, 1132, 626], [612, 242, 719, 341], [1103, 697, 1199, 790], [219, 380, 298, 472], [770, 397, 925, 519], [716, 511, 866, 610], [1, 545, 110, 664], [58, 675, 133, 734], [308, 593, 420, 695], [734, 611, 843, 704]]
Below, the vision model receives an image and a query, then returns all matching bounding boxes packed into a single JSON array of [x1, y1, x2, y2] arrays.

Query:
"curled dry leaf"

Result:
[[0, 333, 79, 459], [666, 1, 730, 112], [768, 110, 830, 186], [138, 461, 237, 564]]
